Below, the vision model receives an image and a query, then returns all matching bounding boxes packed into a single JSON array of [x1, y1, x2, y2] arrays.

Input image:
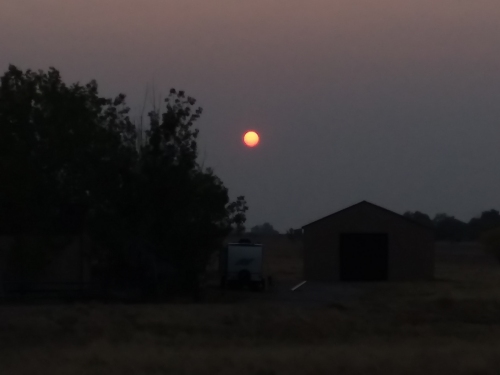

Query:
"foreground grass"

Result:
[[4, 341, 500, 375], [2, 243, 500, 374]]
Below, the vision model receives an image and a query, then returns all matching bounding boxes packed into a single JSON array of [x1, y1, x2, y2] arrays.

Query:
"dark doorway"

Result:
[[339, 233, 388, 281]]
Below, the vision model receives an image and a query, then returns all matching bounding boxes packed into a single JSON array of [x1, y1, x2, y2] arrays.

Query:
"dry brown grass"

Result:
[[2, 240, 500, 374], [5, 342, 500, 375], [261, 236, 303, 281]]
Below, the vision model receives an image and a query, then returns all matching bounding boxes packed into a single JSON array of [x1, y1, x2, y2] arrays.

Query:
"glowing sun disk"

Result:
[[244, 131, 259, 147]]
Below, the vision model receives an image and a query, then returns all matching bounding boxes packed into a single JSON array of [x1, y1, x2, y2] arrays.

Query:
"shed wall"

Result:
[[303, 204, 434, 281]]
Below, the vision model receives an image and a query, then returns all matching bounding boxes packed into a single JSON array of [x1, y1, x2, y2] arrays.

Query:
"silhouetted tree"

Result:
[[0, 66, 136, 233], [0, 66, 247, 300], [433, 213, 468, 242], [286, 228, 303, 241], [0, 65, 136, 280], [468, 210, 500, 240], [404, 209, 500, 242], [251, 222, 279, 235], [403, 211, 433, 228], [124, 89, 249, 299], [228, 196, 249, 235]]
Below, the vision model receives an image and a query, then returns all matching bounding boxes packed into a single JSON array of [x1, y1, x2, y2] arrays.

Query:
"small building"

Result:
[[302, 201, 434, 282]]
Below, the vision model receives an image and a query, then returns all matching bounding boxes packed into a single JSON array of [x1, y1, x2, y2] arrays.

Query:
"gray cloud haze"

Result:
[[1, 0, 500, 231]]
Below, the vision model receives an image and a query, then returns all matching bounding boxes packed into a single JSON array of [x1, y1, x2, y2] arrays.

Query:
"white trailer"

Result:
[[220, 241, 266, 291]]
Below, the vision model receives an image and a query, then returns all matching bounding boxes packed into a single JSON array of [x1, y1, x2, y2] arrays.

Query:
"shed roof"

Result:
[[302, 200, 434, 230]]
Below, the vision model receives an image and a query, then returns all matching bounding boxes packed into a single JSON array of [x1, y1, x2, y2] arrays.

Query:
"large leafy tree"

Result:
[[251, 222, 279, 235], [432, 213, 468, 242], [468, 210, 500, 240], [0, 65, 247, 299], [0, 65, 136, 236], [0, 65, 136, 279], [127, 89, 248, 298], [403, 211, 433, 228]]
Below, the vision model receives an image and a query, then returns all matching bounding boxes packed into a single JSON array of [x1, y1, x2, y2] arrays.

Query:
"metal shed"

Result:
[[302, 201, 434, 282]]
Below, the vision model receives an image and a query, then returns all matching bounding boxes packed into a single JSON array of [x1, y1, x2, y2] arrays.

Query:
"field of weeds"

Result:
[[2, 241, 500, 375]]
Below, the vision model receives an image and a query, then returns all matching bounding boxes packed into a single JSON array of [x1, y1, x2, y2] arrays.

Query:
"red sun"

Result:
[[243, 131, 260, 147]]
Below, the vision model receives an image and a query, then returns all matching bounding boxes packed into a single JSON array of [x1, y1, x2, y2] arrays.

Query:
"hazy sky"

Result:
[[2, 0, 500, 231]]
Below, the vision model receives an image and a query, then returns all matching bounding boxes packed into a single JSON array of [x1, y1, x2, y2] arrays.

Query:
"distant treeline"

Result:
[[403, 210, 500, 242], [248, 223, 303, 241], [254, 209, 500, 244]]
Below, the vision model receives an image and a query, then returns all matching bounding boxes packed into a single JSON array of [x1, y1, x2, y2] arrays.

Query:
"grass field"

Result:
[[2, 240, 500, 374]]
